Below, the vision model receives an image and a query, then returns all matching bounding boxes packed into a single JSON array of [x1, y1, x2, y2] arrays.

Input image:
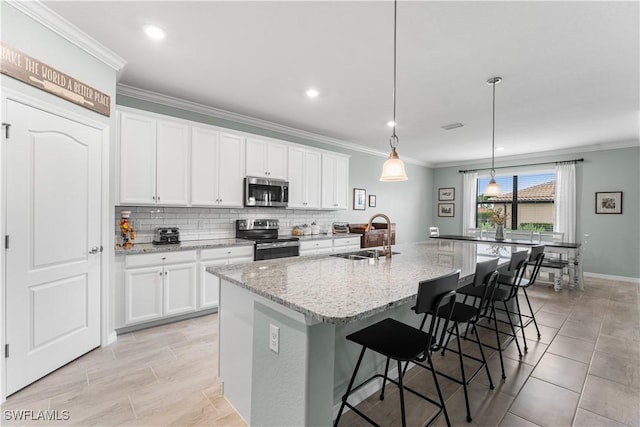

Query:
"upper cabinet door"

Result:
[[119, 113, 157, 205], [245, 138, 288, 180], [191, 126, 219, 206], [321, 153, 349, 209], [305, 150, 322, 209], [245, 138, 269, 178], [288, 147, 322, 209], [287, 147, 306, 208], [266, 141, 288, 180], [156, 120, 190, 206], [334, 155, 349, 209], [217, 133, 245, 207]]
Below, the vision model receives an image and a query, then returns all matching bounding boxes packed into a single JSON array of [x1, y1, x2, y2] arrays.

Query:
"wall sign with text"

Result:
[[1, 42, 111, 117]]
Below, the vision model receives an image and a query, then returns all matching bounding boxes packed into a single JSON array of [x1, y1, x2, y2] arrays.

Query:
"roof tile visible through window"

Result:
[[488, 181, 555, 202]]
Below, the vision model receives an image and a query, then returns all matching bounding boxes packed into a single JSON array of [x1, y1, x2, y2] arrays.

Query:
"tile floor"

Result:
[[1, 276, 638, 426]]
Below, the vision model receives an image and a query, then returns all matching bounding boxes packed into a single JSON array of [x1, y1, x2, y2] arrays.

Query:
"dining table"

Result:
[[433, 234, 584, 291]]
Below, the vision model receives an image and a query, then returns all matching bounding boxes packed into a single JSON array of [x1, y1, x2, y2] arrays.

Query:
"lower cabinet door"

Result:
[[125, 266, 164, 325], [199, 259, 227, 309], [164, 263, 197, 316]]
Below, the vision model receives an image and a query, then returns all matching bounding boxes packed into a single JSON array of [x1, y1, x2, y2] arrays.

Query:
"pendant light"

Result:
[[484, 76, 502, 195], [380, 0, 408, 182]]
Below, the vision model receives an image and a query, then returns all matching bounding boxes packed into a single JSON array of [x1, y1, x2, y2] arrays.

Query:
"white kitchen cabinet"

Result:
[[124, 265, 163, 324], [118, 113, 156, 205], [299, 239, 333, 256], [192, 127, 245, 207], [245, 137, 288, 180], [199, 245, 254, 309], [332, 236, 361, 253], [156, 121, 190, 205], [123, 251, 197, 326], [321, 153, 349, 209], [119, 111, 189, 205], [288, 146, 322, 209]]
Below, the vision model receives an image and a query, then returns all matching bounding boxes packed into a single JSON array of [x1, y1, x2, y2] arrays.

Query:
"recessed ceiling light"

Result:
[[496, 147, 504, 152], [306, 88, 319, 98], [143, 25, 166, 40], [387, 121, 396, 127]]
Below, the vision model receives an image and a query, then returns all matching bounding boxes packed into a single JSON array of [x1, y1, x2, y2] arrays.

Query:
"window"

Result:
[[476, 172, 556, 232]]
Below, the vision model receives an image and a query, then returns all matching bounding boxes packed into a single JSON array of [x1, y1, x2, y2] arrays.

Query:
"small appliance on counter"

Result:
[[332, 222, 349, 234], [152, 227, 180, 245]]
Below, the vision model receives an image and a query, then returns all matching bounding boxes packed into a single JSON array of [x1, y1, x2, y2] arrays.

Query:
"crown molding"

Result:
[[116, 83, 430, 167], [7, 0, 126, 71], [434, 139, 640, 169]]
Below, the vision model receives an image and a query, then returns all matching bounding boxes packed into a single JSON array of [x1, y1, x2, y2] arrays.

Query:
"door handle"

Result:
[[89, 246, 103, 254]]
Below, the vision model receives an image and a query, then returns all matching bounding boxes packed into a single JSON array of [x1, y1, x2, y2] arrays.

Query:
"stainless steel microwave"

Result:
[[244, 177, 289, 207]]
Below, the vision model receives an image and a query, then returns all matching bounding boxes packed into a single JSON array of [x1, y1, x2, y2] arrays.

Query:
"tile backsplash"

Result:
[[116, 206, 345, 243]]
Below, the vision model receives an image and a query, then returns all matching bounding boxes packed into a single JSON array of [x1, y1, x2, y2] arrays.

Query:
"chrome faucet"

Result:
[[366, 213, 393, 258]]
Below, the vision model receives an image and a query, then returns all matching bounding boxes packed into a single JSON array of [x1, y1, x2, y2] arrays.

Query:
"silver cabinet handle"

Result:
[[89, 246, 103, 254]]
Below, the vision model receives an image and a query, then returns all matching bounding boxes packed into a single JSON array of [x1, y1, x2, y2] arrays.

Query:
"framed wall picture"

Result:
[[438, 203, 455, 217], [369, 194, 377, 207], [595, 191, 623, 214], [439, 187, 455, 201], [353, 188, 366, 210]]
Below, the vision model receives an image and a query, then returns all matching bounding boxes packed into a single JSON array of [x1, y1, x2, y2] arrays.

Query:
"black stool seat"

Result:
[[347, 318, 434, 361]]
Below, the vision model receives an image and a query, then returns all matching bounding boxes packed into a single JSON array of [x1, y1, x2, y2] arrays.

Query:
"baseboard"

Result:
[[106, 331, 117, 345], [583, 272, 640, 284]]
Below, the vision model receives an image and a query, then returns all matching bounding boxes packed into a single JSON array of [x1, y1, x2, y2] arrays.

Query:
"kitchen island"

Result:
[[209, 239, 508, 426]]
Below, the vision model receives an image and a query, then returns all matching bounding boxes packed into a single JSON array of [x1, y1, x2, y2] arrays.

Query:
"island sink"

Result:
[[331, 249, 400, 259]]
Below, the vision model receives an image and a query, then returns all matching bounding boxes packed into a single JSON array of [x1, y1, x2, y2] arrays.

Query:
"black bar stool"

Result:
[[499, 245, 545, 342], [334, 270, 460, 427], [436, 258, 500, 422], [457, 249, 529, 379]]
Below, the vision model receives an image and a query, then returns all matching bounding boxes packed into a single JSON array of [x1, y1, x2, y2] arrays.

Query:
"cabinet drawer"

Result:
[[333, 237, 360, 247], [300, 239, 333, 250], [125, 250, 197, 268], [201, 245, 254, 261]]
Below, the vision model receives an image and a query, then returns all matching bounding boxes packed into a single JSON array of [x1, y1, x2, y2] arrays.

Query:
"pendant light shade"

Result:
[[484, 76, 502, 195], [380, 145, 408, 182], [380, 0, 408, 182]]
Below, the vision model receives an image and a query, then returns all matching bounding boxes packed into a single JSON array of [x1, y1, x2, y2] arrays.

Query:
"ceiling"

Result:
[[42, 1, 639, 167]]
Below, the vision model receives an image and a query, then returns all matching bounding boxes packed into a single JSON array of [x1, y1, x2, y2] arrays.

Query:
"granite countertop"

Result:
[[115, 238, 254, 255], [209, 240, 509, 325]]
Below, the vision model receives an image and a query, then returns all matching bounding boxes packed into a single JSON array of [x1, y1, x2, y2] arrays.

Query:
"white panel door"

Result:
[[124, 266, 164, 325], [156, 120, 190, 205], [217, 133, 245, 207], [191, 126, 219, 206], [5, 99, 102, 395], [164, 263, 197, 316], [119, 112, 156, 204]]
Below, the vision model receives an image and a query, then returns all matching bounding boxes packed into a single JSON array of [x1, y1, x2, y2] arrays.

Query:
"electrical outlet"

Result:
[[269, 324, 279, 354]]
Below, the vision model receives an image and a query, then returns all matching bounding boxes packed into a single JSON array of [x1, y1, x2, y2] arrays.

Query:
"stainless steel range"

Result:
[[236, 219, 299, 261]]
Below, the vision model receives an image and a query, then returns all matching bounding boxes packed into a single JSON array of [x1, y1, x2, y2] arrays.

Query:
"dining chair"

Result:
[[430, 226, 440, 237]]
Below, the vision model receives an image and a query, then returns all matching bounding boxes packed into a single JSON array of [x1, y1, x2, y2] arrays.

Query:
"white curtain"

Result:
[[462, 172, 478, 234], [554, 163, 576, 243]]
